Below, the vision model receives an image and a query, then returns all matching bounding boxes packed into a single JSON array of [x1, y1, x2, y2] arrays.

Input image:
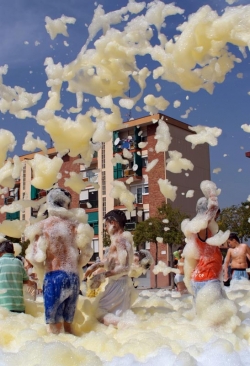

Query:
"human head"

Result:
[[227, 232, 240, 247], [104, 209, 127, 235], [47, 188, 72, 210], [0, 240, 14, 256], [196, 197, 208, 215]]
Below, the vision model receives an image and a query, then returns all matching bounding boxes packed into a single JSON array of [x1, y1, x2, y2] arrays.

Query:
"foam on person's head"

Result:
[[47, 187, 71, 211], [196, 197, 208, 214]]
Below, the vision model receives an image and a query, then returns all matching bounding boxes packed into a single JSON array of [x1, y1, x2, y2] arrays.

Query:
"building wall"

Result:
[[0, 114, 211, 289], [167, 124, 210, 218]]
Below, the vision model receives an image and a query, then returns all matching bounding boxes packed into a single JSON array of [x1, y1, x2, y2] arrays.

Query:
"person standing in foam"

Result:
[[27, 188, 91, 334], [223, 232, 250, 282], [182, 182, 225, 298], [84, 209, 134, 326]]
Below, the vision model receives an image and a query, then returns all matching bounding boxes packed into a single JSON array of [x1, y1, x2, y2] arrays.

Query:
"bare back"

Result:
[[42, 216, 79, 274]]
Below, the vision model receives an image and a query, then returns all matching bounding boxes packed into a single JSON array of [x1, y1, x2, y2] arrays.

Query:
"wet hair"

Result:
[[0, 240, 14, 254], [228, 232, 240, 243], [47, 188, 72, 209], [104, 209, 127, 228], [196, 197, 208, 214]]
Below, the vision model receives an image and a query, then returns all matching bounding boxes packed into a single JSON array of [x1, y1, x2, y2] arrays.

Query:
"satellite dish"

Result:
[[114, 137, 120, 145], [133, 164, 138, 171]]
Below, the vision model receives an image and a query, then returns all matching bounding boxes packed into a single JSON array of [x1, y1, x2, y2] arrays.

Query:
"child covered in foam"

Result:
[[84, 209, 135, 326], [25, 187, 94, 334]]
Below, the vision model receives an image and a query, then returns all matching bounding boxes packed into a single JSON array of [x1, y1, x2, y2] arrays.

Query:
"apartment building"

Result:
[[0, 113, 210, 288]]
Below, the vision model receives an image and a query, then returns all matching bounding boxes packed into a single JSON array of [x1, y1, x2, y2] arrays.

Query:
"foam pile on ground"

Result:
[[1, 282, 250, 365]]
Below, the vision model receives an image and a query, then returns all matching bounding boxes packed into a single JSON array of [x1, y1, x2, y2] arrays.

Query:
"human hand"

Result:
[[84, 264, 97, 279], [89, 273, 106, 289]]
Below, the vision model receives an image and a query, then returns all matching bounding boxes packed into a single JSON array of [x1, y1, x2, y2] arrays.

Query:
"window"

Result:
[[131, 184, 148, 203], [102, 171, 106, 195], [142, 157, 148, 168], [137, 187, 143, 204], [102, 142, 105, 169], [103, 196, 106, 221], [22, 163, 26, 191]]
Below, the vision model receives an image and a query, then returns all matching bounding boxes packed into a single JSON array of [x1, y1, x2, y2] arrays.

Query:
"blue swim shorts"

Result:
[[43, 270, 80, 324], [232, 269, 248, 281], [191, 279, 222, 298], [174, 274, 184, 285]]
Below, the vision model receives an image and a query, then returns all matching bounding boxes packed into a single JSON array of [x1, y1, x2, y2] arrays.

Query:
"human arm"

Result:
[[84, 261, 105, 279], [223, 249, 231, 281], [245, 244, 250, 260]]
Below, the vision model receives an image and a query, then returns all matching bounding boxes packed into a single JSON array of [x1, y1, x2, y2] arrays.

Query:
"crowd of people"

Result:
[[0, 183, 249, 335]]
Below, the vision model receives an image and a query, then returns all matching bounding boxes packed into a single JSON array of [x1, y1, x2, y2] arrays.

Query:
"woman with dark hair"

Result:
[[84, 209, 134, 326]]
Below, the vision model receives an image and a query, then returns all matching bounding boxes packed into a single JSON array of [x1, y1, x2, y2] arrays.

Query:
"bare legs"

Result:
[[47, 322, 74, 334]]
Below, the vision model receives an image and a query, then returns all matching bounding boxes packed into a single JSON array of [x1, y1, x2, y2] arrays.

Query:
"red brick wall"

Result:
[[147, 124, 166, 216], [0, 194, 6, 223], [147, 124, 171, 288], [57, 155, 80, 209], [150, 242, 171, 288], [0, 154, 81, 226]]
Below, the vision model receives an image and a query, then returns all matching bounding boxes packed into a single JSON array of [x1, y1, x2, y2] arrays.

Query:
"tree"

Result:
[[133, 202, 188, 288], [218, 202, 250, 243]]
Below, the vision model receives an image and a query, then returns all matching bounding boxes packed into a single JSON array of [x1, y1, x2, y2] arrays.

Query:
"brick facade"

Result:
[[147, 124, 171, 287]]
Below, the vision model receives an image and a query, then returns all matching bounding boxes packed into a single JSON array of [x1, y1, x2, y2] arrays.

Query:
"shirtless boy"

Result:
[[28, 188, 87, 334], [84, 209, 134, 326], [224, 232, 250, 281]]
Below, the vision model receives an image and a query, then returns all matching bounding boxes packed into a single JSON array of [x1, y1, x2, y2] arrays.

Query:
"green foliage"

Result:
[[133, 202, 188, 248], [218, 202, 250, 242]]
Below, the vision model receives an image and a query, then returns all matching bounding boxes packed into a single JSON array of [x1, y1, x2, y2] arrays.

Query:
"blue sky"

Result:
[[0, 0, 250, 209]]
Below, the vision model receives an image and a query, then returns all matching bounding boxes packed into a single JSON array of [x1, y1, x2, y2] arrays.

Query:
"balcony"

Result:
[[6, 211, 20, 220], [82, 170, 98, 184], [80, 200, 98, 209], [4, 196, 15, 205], [113, 127, 146, 153]]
